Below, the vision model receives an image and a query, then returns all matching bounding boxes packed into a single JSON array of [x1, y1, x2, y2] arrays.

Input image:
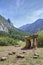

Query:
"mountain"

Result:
[[0, 15, 29, 41], [0, 15, 13, 32], [19, 19, 43, 34]]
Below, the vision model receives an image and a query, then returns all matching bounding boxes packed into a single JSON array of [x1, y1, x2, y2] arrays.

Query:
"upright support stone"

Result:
[[25, 39, 31, 48], [33, 38, 37, 49]]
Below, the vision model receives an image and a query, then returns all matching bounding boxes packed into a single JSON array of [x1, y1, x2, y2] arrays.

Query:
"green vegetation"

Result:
[[0, 31, 27, 46], [0, 15, 43, 47], [8, 27, 28, 41], [0, 28, 28, 46], [0, 15, 29, 46], [0, 31, 9, 37], [37, 30, 43, 47], [17, 40, 26, 47], [0, 37, 18, 46]]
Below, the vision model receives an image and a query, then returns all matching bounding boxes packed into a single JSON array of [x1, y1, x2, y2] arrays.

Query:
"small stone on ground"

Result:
[[33, 55, 38, 59], [8, 52, 13, 55], [0, 57, 7, 61], [12, 51, 16, 54], [16, 54, 25, 58], [34, 53, 39, 56]]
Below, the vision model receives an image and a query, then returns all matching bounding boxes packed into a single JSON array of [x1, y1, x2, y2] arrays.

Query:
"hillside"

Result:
[[0, 15, 29, 46], [0, 15, 13, 32], [0, 15, 28, 35], [19, 19, 43, 34]]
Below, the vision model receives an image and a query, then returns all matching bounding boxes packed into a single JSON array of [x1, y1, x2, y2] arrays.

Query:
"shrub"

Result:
[[0, 37, 18, 46], [37, 31, 43, 47]]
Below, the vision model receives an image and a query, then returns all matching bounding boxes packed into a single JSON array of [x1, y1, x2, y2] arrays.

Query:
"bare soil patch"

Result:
[[0, 46, 43, 65]]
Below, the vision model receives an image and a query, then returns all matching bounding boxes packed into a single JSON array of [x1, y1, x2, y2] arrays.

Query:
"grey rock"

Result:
[[0, 57, 7, 61], [16, 54, 24, 58], [8, 52, 13, 55], [12, 51, 16, 54], [33, 56, 38, 59], [22, 51, 26, 53], [34, 53, 39, 57]]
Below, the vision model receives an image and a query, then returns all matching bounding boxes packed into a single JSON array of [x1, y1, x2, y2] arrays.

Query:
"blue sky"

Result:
[[0, 0, 43, 28]]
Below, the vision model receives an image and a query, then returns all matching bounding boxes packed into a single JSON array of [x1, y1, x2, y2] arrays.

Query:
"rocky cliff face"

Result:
[[0, 22, 8, 32], [0, 15, 13, 32]]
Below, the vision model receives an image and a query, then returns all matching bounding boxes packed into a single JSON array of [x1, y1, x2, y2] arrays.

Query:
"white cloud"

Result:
[[26, 9, 43, 23], [33, 9, 43, 16], [12, 9, 43, 27]]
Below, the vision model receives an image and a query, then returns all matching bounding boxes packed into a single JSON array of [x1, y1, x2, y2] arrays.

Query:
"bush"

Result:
[[0, 31, 10, 37], [0, 37, 18, 46], [37, 31, 43, 47]]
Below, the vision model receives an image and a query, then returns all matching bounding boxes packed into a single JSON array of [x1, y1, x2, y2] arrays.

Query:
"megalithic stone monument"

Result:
[[25, 35, 38, 49]]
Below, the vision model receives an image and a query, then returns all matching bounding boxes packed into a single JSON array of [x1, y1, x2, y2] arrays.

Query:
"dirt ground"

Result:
[[0, 46, 43, 65]]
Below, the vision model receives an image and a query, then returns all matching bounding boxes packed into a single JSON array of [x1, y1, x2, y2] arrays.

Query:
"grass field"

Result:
[[0, 46, 43, 65]]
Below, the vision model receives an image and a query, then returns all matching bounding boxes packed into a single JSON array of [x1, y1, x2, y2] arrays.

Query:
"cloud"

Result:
[[0, 0, 43, 27], [12, 9, 43, 27], [16, 0, 24, 9], [25, 9, 43, 23], [33, 9, 43, 17]]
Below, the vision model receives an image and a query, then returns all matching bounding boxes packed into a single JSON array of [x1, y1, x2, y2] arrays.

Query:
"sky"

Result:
[[0, 0, 43, 28]]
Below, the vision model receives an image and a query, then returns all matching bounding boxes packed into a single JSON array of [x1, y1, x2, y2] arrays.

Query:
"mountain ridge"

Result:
[[0, 15, 29, 41], [19, 19, 43, 34]]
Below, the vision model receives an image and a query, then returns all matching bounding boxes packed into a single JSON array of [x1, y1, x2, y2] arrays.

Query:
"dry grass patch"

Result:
[[0, 46, 43, 65]]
